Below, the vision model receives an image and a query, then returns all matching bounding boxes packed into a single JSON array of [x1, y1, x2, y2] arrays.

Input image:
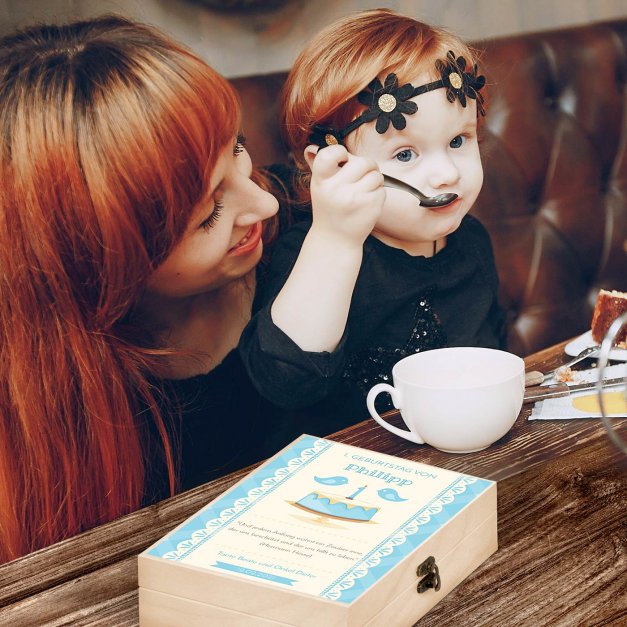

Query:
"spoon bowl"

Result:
[[382, 174, 457, 208]]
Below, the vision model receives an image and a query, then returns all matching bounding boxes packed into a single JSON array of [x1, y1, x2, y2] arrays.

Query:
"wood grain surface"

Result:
[[417, 429, 627, 626], [1, 340, 625, 626]]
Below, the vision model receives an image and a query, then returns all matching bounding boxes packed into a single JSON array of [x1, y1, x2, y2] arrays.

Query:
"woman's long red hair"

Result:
[[0, 16, 240, 562]]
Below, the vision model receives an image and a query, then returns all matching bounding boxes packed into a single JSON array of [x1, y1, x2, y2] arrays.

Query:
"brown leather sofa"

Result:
[[232, 19, 627, 356]]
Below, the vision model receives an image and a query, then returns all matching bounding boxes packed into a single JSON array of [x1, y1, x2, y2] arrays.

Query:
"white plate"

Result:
[[564, 329, 627, 361]]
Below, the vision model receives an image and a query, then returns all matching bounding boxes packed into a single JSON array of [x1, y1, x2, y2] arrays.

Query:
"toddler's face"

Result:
[[346, 73, 483, 255]]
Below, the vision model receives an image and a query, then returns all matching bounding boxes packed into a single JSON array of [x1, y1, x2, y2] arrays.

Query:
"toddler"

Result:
[[241, 9, 505, 435]]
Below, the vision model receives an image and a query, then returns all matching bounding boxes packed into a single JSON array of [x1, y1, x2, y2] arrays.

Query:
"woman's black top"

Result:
[[142, 349, 284, 504]]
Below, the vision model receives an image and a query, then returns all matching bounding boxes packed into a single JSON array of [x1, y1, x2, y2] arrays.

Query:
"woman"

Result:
[[0, 15, 279, 562]]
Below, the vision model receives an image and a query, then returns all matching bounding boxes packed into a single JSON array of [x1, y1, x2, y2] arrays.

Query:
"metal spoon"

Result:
[[549, 345, 601, 382], [525, 344, 602, 386], [382, 174, 458, 208]]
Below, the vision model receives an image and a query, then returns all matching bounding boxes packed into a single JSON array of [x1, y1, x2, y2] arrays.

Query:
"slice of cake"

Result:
[[292, 491, 379, 522], [591, 289, 627, 347]]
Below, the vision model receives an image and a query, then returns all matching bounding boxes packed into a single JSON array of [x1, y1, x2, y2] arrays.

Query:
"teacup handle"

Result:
[[366, 383, 424, 444]]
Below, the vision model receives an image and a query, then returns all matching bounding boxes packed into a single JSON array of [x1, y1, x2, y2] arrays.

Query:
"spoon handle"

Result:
[[382, 174, 428, 202], [382, 174, 457, 207]]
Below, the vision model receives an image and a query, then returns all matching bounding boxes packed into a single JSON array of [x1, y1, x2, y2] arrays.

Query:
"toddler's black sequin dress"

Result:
[[240, 178, 506, 439]]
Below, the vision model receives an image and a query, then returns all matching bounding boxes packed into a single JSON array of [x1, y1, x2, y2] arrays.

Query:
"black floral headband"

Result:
[[309, 51, 486, 148]]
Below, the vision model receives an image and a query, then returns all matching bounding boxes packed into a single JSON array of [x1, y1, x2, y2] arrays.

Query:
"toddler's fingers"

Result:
[[359, 169, 385, 192], [336, 154, 380, 184], [310, 144, 349, 178]]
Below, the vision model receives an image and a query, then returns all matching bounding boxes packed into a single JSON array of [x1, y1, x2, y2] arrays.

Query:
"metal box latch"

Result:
[[416, 556, 441, 593]]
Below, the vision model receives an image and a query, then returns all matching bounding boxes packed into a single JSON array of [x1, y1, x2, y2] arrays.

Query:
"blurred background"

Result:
[[1, 0, 626, 78]]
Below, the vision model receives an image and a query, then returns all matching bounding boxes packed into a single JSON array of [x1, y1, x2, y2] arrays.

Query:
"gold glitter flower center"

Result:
[[449, 72, 463, 89], [325, 134, 338, 145], [378, 94, 397, 113]]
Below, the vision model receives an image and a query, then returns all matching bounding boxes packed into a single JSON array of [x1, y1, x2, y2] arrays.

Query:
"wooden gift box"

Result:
[[139, 435, 497, 626]]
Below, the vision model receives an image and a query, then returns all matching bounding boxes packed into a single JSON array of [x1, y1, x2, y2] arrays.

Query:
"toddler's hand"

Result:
[[309, 144, 384, 246]]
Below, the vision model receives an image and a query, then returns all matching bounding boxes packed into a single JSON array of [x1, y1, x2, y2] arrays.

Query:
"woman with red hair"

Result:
[[0, 15, 280, 562]]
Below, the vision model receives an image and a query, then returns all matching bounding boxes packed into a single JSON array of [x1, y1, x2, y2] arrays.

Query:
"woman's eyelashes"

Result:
[[233, 134, 247, 156], [198, 134, 247, 232], [199, 199, 223, 231]]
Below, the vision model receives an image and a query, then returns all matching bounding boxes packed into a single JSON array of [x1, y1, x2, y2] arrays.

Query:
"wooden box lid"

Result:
[[139, 435, 497, 626]]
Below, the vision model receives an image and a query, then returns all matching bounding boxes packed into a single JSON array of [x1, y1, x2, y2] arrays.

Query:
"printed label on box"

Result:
[[147, 435, 492, 603]]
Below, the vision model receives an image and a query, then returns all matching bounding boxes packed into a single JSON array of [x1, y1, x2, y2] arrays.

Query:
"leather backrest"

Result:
[[232, 19, 627, 355]]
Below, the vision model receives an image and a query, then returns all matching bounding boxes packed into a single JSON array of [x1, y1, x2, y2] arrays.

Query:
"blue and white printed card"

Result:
[[146, 435, 493, 603]]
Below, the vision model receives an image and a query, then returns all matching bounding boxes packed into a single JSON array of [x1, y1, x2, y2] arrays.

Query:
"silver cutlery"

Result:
[[548, 345, 601, 381], [525, 345, 602, 387], [523, 377, 624, 404]]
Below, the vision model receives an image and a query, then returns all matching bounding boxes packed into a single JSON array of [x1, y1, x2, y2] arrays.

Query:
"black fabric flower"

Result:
[[307, 55, 487, 145], [356, 73, 419, 134], [436, 51, 486, 116], [308, 124, 343, 148]]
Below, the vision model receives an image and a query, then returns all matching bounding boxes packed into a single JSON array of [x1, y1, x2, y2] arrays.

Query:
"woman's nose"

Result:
[[236, 178, 279, 226]]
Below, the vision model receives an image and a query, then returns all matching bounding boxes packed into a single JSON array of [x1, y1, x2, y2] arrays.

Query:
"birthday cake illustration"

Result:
[[292, 486, 379, 523]]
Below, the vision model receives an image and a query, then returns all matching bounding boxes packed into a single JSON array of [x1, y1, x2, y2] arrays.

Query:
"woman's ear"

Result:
[[303, 145, 319, 171]]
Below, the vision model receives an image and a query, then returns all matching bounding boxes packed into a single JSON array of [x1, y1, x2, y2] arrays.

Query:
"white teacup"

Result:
[[366, 347, 525, 453]]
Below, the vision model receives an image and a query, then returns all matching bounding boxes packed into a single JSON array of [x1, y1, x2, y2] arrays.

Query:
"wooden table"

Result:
[[1, 341, 625, 626]]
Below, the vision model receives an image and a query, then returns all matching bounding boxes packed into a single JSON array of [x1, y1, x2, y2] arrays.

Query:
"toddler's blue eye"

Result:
[[394, 149, 415, 163], [450, 135, 464, 148]]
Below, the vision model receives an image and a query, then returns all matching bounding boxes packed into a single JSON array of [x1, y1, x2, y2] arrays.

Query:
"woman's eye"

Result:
[[233, 134, 247, 156], [199, 200, 223, 231], [394, 148, 416, 163], [450, 135, 465, 149]]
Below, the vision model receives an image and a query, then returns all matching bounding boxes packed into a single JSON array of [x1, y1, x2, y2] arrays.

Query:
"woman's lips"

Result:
[[229, 222, 263, 256]]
